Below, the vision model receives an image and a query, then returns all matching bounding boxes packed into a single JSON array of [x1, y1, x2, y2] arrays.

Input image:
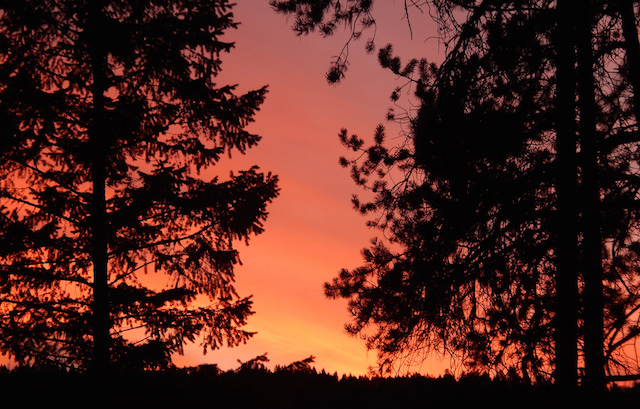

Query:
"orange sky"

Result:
[[171, 1, 448, 376]]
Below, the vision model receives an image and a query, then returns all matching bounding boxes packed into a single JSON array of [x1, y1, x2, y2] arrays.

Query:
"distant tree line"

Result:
[[2, 357, 639, 408]]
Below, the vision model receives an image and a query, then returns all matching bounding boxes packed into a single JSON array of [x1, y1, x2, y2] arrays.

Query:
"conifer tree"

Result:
[[273, 0, 640, 388], [0, 0, 279, 373]]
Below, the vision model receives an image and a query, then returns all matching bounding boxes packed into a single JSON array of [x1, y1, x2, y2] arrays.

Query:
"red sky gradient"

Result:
[[171, 2, 449, 376]]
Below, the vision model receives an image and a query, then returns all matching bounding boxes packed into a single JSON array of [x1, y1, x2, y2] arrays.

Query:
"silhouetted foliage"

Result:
[[275, 355, 316, 373], [328, 4, 559, 381], [0, 0, 279, 373], [236, 353, 271, 373], [0, 361, 639, 409], [273, 0, 640, 389], [270, 0, 377, 83]]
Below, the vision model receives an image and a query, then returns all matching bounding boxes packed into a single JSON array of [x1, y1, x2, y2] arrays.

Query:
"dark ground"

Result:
[[1, 366, 637, 408]]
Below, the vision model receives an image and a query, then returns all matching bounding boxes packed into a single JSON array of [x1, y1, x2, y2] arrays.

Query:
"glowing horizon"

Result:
[[169, 1, 448, 377]]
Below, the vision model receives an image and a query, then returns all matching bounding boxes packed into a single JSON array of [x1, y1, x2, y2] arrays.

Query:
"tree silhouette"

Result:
[[273, 0, 640, 390], [329, 6, 560, 382], [0, 0, 279, 375]]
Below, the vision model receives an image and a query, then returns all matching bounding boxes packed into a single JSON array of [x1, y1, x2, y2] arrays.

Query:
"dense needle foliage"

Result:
[[274, 0, 640, 386], [0, 0, 279, 371]]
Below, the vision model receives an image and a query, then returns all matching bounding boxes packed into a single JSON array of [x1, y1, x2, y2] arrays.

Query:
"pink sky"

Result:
[[172, 1, 448, 376]]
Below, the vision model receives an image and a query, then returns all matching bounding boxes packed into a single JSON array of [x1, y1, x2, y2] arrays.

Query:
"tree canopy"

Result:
[[0, 0, 279, 372], [274, 0, 640, 389]]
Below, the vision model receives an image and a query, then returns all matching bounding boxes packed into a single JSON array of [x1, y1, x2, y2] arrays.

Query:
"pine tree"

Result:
[[0, 0, 279, 374], [273, 0, 640, 388]]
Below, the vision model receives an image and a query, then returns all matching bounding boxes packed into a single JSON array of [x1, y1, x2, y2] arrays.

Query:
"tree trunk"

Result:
[[554, 0, 580, 392], [88, 1, 110, 380], [576, 0, 606, 394]]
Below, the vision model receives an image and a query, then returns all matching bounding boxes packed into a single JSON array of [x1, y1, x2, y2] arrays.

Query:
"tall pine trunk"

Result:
[[88, 1, 110, 380], [576, 0, 606, 393], [554, 0, 580, 391]]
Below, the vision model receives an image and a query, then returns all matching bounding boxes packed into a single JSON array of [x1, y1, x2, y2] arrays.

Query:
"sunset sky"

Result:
[[172, 1, 447, 376]]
